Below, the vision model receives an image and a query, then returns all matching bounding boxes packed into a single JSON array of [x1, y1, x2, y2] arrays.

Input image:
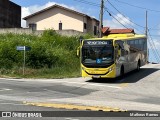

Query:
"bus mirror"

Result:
[[115, 44, 121, 56], [115, 44, 118, 49], [79, 36, 83, 44], [77, 47, 80, 57], [118, 49, 121, 56]]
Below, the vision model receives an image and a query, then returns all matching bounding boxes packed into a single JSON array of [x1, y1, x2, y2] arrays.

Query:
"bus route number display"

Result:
[[84, 40, 112, 45]]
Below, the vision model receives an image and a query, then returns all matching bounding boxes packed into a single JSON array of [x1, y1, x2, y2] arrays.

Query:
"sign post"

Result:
[[23, 46, 26, 75], [16, 46, 31, 75]]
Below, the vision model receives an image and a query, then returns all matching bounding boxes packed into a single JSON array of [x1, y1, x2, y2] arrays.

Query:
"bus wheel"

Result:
[[137, 61, 140, 71], [120, 66, 124, 79]]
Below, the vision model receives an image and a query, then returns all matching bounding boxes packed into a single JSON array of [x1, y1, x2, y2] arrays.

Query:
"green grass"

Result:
[[0, 30, 92, 78], [0, 66, 81, 79]]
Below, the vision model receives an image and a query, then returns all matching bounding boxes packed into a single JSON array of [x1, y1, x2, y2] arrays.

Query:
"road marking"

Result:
[[23, 101, 127, 112], [65, 118, 79, 120], [119, 83, 128, 87], [88, 83, 122, 89], [0, 88, 12, 91]]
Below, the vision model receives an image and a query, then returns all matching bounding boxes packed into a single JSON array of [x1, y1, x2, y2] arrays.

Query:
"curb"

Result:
[[23, 101, 127, 112]]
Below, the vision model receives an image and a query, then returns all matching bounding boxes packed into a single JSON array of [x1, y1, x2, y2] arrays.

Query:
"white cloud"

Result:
[[103, 13, 133, 29], [21, 2, 77, 28]]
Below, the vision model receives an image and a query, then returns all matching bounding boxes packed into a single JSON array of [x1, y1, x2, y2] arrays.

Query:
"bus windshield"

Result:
[[82, 41, 114, 68]]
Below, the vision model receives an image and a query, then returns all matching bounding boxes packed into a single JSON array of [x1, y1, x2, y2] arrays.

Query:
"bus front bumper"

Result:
[[81, 64, 116, 78]]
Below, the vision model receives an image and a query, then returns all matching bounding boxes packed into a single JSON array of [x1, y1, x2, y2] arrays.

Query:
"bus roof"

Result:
[[103, 33, 146, 39], [85, 34, 146, 41]]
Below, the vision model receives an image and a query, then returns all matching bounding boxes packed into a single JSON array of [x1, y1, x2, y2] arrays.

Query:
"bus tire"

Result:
[[120, 65, 124, 79], [137, 60, 141, 71]]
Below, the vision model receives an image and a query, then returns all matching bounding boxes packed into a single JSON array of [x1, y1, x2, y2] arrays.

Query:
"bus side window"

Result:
[[135, 39, 141, 50], [121, 49, 127, 56], [143, 39, 147, 50], [115, 40, 129, 56], [139, 39, 144, 50]]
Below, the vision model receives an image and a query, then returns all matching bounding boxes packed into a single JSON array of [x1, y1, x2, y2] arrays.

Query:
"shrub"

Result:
[[0, 30, 93, 78]]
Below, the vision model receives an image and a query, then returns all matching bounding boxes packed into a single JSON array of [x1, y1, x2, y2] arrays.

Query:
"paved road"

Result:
[[0, 64, 160, 119]]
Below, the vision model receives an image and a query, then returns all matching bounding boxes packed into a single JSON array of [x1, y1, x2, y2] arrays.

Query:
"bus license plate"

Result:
[[92, 75, 100, 78]]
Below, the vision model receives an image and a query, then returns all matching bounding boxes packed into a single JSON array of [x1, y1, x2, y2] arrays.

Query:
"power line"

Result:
[[72, 0, 100, 7], [104, 7, 146, 34], [148, 28, 160, 31], [148, 39, 160, 63], [148, 31, 160, 63], [73, 0, 131, 31], [149, 23, 160, 30], [148, 30, 160, 61], [107, 0, 145, 29], [104, 8, 130, 29], [106, 0, 145, 34], [73, 0, 160, 34], [114, 0, 160, 13], [73, 0, 145, 34], [73, 0, 131, 29], [107, 0, 160, 32]]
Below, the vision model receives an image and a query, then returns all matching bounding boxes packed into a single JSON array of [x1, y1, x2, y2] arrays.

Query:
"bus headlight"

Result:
[[109, 67, 113, 72]]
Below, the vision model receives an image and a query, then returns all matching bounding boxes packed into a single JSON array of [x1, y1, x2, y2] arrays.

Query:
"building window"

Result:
[[94, 26, 97, 35], [59, 22, 62, 30], [29, 23, 37, 31], [84, 23, 87, 29]]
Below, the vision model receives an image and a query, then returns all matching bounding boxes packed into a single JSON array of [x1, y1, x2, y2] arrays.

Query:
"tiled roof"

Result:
[[109, 29, 134, 34], [102, 27, 135, 35], [102, 27, 110, 34]]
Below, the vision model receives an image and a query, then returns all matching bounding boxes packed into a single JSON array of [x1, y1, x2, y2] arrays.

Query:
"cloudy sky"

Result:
[[11, 0, 160, 63]]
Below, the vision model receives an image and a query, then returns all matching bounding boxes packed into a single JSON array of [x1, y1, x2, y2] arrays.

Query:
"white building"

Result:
[[23, 4, 99, 35]]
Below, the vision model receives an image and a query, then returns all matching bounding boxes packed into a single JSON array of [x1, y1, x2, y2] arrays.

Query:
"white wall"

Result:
[[26, 7, 85, 32]]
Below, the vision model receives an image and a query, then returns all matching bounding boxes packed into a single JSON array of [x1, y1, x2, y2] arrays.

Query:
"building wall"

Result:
[[83, 17, 87, 33], [0, 0, 21, 28], [26, 7, 85, 32], [87, 18, 99, 35], [92, 19, 99, 35], [26, 7, 99, 35], [0, 28, 85, 36]]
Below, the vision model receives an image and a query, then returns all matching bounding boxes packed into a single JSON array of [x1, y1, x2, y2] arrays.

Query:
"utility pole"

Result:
[[99, 0, 104, 38], [145, 11, 149, 63], [145, 11, 148, 37]]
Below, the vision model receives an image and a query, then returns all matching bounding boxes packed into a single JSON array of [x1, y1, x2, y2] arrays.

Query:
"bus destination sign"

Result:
[[84, 40, 112, 45]]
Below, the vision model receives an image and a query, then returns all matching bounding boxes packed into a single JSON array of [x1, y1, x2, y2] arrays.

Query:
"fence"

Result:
[[0, 28, 85, 36]]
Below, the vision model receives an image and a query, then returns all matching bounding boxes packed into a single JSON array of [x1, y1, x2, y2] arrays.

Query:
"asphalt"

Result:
[[0, 63, 160, 119]]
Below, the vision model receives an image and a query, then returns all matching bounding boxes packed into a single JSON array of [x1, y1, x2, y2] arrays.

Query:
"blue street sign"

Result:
[[25, 46, 31, 51], [16, 46, 25, 51], [16, 46, 31, 51]]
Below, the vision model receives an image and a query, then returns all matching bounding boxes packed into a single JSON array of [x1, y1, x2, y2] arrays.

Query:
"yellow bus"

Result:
[[77, 33, 147, 79]]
